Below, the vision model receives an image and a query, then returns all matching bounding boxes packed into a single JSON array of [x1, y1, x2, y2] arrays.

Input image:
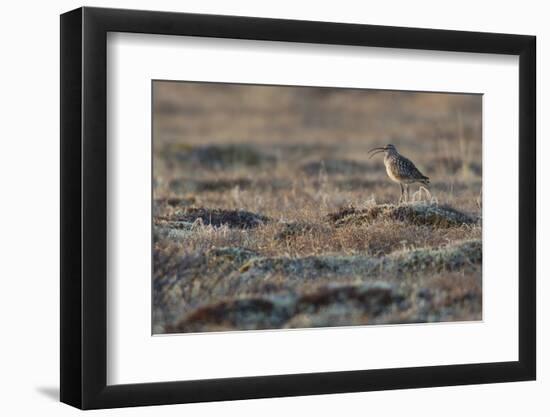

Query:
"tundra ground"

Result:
[[152, 82, 482, 333]]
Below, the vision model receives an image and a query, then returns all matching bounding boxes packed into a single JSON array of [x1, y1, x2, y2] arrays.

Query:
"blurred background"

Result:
[[153, 81, 482, 213]]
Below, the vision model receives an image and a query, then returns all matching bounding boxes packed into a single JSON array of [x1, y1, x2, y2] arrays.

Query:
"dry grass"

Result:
[[152, 82, 482, 333]]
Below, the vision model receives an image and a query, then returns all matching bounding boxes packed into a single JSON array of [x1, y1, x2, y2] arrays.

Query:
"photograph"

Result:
[[152, 81, 483, 334], [53, 3, 539, 411]]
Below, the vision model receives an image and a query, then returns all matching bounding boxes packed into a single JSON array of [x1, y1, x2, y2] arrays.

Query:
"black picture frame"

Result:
[[60, 6, 536, 410]]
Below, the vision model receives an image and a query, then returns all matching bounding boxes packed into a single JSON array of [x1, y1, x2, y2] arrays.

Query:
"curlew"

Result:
[[368, 144, 430, 203]]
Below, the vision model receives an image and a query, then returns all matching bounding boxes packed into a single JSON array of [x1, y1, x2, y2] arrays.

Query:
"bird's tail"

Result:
[[420, 176, 430, 185]]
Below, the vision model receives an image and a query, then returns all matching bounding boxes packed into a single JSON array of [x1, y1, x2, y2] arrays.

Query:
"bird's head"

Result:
[[367, 144, 397, 159]]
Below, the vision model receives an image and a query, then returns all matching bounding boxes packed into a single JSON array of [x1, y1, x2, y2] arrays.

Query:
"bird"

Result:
[[368, 144, 430, 203]]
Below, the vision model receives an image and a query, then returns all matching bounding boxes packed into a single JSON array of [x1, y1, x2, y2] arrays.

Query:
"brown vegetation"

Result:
[[152, 82, 483, 333]]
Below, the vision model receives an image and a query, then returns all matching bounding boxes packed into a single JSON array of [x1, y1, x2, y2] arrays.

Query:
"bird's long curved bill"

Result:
[[367, 147, 385, 159]]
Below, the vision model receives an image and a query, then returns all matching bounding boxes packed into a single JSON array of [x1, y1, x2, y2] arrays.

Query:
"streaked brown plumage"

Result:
[[368, 144, 430, 202]]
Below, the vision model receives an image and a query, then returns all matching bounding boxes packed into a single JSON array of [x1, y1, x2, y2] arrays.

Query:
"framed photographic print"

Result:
[[60, 6, 536, 409]]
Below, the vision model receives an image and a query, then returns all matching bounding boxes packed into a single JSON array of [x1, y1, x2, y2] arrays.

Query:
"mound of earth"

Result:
[[156, 207, 269, 229], [328, 203, 478, 228], [167, 177, 291, 193], [169, 177, 252, 192], [153, 241, 481, 333], [166, 282, 405, 332], [172, 143, 276, 169], [236, 239, 481, 282]]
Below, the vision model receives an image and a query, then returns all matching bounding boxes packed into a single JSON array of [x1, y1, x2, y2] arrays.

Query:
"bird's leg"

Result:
[[399, 183, 404, 204], [404, 184, 409, 203]]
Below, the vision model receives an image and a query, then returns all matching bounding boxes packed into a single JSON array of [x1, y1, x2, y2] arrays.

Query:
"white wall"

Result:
[[0, 0, 545, 415]]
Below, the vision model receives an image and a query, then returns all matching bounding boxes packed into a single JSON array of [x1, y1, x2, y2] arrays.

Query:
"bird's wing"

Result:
[[398, 156, 428, 179]]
